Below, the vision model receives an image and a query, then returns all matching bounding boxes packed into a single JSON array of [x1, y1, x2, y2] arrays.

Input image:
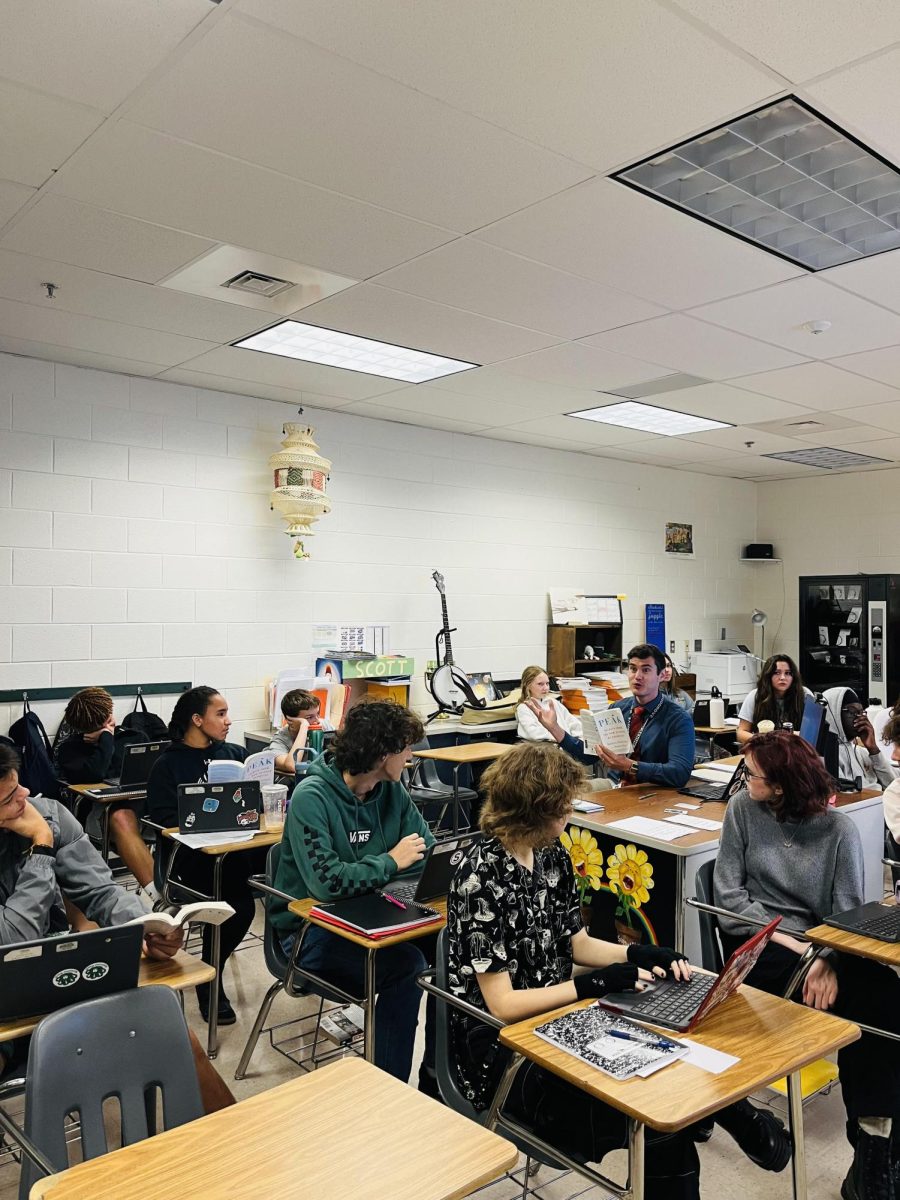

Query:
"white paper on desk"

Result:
[[581, 707, 632, 755], [680, 1039, 739, 1075], [663, 814, 722, 832], [605, 816, 696, 843], [673, 801, 700, 810], [573, 798, 605, 813], [169, 831, 257, 848]]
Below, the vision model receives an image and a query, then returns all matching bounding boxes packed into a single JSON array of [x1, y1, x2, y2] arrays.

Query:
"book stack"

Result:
[[309, 893, 443, 940]]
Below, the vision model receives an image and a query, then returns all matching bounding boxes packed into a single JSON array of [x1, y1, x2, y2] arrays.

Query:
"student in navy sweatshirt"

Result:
[[272, 700, 435, 1085]]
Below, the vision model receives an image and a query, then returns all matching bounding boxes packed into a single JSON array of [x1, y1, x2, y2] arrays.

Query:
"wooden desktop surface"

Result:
[[499, 986, 859, 1132], [162, 828, 281, 856], [30, 1057, 516, 1200], [807, 899, 900, 968], [413, 742, 512, 765], [0, 950, 214, 1042], [289, 897, 447, 950], [66, 782, 146, 803]]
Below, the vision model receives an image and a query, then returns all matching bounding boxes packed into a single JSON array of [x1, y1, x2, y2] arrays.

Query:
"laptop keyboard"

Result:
[[679, 782, 727, 801], [628, 973, 716, 1022], [388, 879, 421, 904], [88, 786, 147, 801], [849, 911, 900, 942]]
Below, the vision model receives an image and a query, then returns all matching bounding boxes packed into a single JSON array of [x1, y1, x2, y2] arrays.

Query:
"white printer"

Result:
[[691, 651, 757, 703]]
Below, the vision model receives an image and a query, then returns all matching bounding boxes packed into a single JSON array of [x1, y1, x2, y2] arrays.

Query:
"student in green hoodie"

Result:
[[272, 700, 435, 1084]]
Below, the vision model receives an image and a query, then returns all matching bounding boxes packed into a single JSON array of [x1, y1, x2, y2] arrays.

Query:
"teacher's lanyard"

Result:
[[629, 697, 662, 755]]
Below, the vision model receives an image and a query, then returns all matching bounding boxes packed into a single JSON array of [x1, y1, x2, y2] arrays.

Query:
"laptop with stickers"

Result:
[[387, 832, 483, 905], [177, 780, 262, 835], [0, 925, 143, 1021]]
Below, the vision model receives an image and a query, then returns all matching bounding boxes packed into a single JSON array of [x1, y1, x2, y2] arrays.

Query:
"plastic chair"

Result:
[[12, 987, 202, 1200], [234, 842, 364, 1080], [693, 859, 725, 972], [405, 738, 478, 831]]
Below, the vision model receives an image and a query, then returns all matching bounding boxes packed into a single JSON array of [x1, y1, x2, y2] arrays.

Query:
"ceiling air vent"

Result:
[[223, 271, 295, 299], [762, 447, 891, 469]]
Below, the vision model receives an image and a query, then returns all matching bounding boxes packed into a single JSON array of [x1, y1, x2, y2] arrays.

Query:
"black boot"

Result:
[[715, 1098, 792, 1172], [644, 1168, 701, 1199], [841, 1130, 895, 1200]]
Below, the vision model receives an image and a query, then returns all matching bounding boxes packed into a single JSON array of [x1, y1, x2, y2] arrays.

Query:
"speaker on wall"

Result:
[[743, 543, 775, 559]]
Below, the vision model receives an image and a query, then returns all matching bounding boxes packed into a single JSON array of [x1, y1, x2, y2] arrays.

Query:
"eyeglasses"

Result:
[[744, 766, 769, 782]]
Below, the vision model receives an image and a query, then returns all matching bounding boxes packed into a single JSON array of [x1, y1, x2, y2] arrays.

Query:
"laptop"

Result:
[[84, 740, 169, 799], [679, 759, 747, 803], [596, 916, 781, 1033], [387, 833, 483, 905], [799, 696, 828, 754], [177, 780, 262, 835], [825, 901, 900, 943], [0, 925, 143, 1021]]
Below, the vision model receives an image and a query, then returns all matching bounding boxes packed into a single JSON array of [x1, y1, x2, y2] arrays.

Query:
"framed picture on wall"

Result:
[[664, 522, 693, 555]]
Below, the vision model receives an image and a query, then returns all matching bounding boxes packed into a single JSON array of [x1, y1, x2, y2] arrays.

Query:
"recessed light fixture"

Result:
[[567, 401, 731, 436], [614, 96, 900, 271], [763, 447, 891, 469], [233, 320, 479, 383]]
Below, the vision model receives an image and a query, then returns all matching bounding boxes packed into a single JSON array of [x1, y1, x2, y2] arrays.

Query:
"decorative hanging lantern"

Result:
[[269, 415, 332, 559]]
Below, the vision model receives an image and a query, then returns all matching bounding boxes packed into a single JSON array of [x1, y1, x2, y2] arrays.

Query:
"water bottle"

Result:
[[709, 686, 725, 727]]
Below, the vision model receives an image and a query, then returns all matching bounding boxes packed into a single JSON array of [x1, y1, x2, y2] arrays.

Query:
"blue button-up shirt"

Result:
[[609, 692, 694, 788]]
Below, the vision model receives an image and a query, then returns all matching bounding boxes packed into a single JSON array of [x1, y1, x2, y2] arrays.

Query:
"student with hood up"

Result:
[[823, 686, 895, 791]]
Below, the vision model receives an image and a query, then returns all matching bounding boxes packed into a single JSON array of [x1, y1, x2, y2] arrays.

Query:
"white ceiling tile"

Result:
[[47, 122, 455, 280], [426, 367, 603, 413], [0, 180, 35, 228], [296, 284, 558, 365], [670, 0, 900, 81], [157, 367, 308, 408], [498, 342, 672, 392], [365, 384, 543, 429], [829, 403, 900, 434], [583, 314, 806, 379], [168, 346, 409, 401], [0, 297, 217, 367], [678, 457, 767, 478], [824, 252, 900, 317], [126, 14, 592, 232], [476, 178, 802, 309], [680, 425, 811, 455], [832, 345, 900, 388], [816, 437, 900, 461], [335, 401, 489, 435], [0, 336, 164, 378], [641, 382, 815, 423], [373, 240, 666, 339], [730, 361, 900, 411], [0, 0, 213, 111], [0, 250, 267, 344], [236, 0, 782, 170], [690, 278, 900, 359], [498, 415, 661, 447], [489, 429, 592, 454], [629, 437, 728, 463], [0, 79, 103, 188], [808, 47, 900, 166], [0, 196, 216, 284], [792, 423, 890, 445]]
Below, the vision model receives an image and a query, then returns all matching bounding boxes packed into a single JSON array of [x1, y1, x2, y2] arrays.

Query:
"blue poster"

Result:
[[645, 604, 666, 653]]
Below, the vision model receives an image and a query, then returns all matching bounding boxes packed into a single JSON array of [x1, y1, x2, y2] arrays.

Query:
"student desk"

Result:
[[498, 985, 859, 1200], [288, 897, 447, 1066], [65, 782, 149, 864], [0, 950, 215, 1043], [162, 828, 281, 1059], [412, 742, 512, 833], [569, 761, 883, 965], [29, 1056, 517, 1200], [806, 904, 900, 969]]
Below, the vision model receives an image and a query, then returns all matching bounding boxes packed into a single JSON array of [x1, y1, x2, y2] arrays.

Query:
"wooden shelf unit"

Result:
[[547, 623, 623, 679]]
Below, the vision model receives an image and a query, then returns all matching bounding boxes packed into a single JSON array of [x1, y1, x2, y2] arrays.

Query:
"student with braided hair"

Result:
[[55, 688, 159, 904]]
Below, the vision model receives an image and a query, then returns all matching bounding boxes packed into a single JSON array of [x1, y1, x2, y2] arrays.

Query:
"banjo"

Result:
[[428, 571, 486, 715]]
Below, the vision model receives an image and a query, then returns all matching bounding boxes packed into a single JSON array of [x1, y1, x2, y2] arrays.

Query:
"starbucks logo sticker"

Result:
[[53, 968, 80, 988], [450, 850, 464, 866], [83, 962, 109, 982]]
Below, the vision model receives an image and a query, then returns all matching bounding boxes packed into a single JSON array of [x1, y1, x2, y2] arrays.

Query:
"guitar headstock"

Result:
[[431, 570, 445, 594]]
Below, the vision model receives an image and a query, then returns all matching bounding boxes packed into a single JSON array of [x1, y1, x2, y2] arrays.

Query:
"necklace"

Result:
[[780, 821, 799, 848]]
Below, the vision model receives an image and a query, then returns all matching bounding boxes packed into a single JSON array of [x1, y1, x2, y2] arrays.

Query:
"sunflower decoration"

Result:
[[606, 842, 654, 927], [559, 825, 604, 905]]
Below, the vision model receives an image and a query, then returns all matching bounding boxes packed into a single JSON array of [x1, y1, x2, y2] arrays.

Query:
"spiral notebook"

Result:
[[534, 1003, 688, 1080], [308, 892, 442, 939]]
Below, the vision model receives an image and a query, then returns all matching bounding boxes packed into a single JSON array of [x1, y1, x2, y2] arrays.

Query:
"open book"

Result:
[[580, 707, 633, 756], [128, 900, 235, 936], [207, 750, 276, 786]]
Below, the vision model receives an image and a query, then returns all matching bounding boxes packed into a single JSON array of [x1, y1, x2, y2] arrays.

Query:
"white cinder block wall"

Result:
[[1, 352, 759, 742]]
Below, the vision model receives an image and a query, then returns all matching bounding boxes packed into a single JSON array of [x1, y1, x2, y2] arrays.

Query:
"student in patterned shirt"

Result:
[[447, 742, 790, 1200]]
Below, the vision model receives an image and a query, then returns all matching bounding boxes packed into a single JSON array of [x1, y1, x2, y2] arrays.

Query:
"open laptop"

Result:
[[387, 832, 483, 905], [0, 925, 143, 1021], [679, 758, 746, 803], [177, 780, 262, 835], [84, 740, 169, 800], [596, 916, 781, 1033], [825, 900, 900, 943]]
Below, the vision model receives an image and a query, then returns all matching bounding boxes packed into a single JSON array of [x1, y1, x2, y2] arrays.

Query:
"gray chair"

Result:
[[693, 859, 725, 973], [10, 986, 202, 1200], [405, 738, 478, 832], [234, 842, 364, 1080]]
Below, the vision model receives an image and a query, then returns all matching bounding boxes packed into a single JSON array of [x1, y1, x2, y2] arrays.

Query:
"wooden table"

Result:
[[288, 897, 446, 1065], [29, 1057, 517, 1200], [413, 741, 512, 833], [499, 986, 859, 1200], [807, 900, 900, 969], [66, 782, 150, 863], [0, 950, 215, 1043], [162, 828, 281, 1058]]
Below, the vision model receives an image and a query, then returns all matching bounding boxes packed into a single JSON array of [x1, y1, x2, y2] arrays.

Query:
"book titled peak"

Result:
[[207, 750, 276, 786], [309, 893, 442, 939], [128, 900, 235, 937]]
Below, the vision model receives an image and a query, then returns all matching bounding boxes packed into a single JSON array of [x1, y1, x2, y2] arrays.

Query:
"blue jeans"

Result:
[[282, 926, 434, 1083]]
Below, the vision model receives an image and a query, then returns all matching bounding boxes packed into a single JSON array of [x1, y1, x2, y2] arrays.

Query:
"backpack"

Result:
[[8, 701, 61, 799], [121, 693, 169, 742]]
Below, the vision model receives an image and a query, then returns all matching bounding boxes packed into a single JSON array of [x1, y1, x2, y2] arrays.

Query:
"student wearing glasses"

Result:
[[714, 731, 900, 1200]]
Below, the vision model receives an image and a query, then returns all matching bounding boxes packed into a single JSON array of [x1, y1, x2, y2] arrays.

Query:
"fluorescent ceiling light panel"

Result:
[[762, 447, 891, 469], [233, 320, 479, 383], [568, 400, 731, 435], [614, 97, 900, 271]]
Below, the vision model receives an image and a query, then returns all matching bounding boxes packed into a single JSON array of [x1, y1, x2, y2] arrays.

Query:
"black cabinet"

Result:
[[799, 574, 900, 704]]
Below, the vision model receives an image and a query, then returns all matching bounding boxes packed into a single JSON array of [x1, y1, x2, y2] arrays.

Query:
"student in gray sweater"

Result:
[[715, 731, 900, 1200]]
